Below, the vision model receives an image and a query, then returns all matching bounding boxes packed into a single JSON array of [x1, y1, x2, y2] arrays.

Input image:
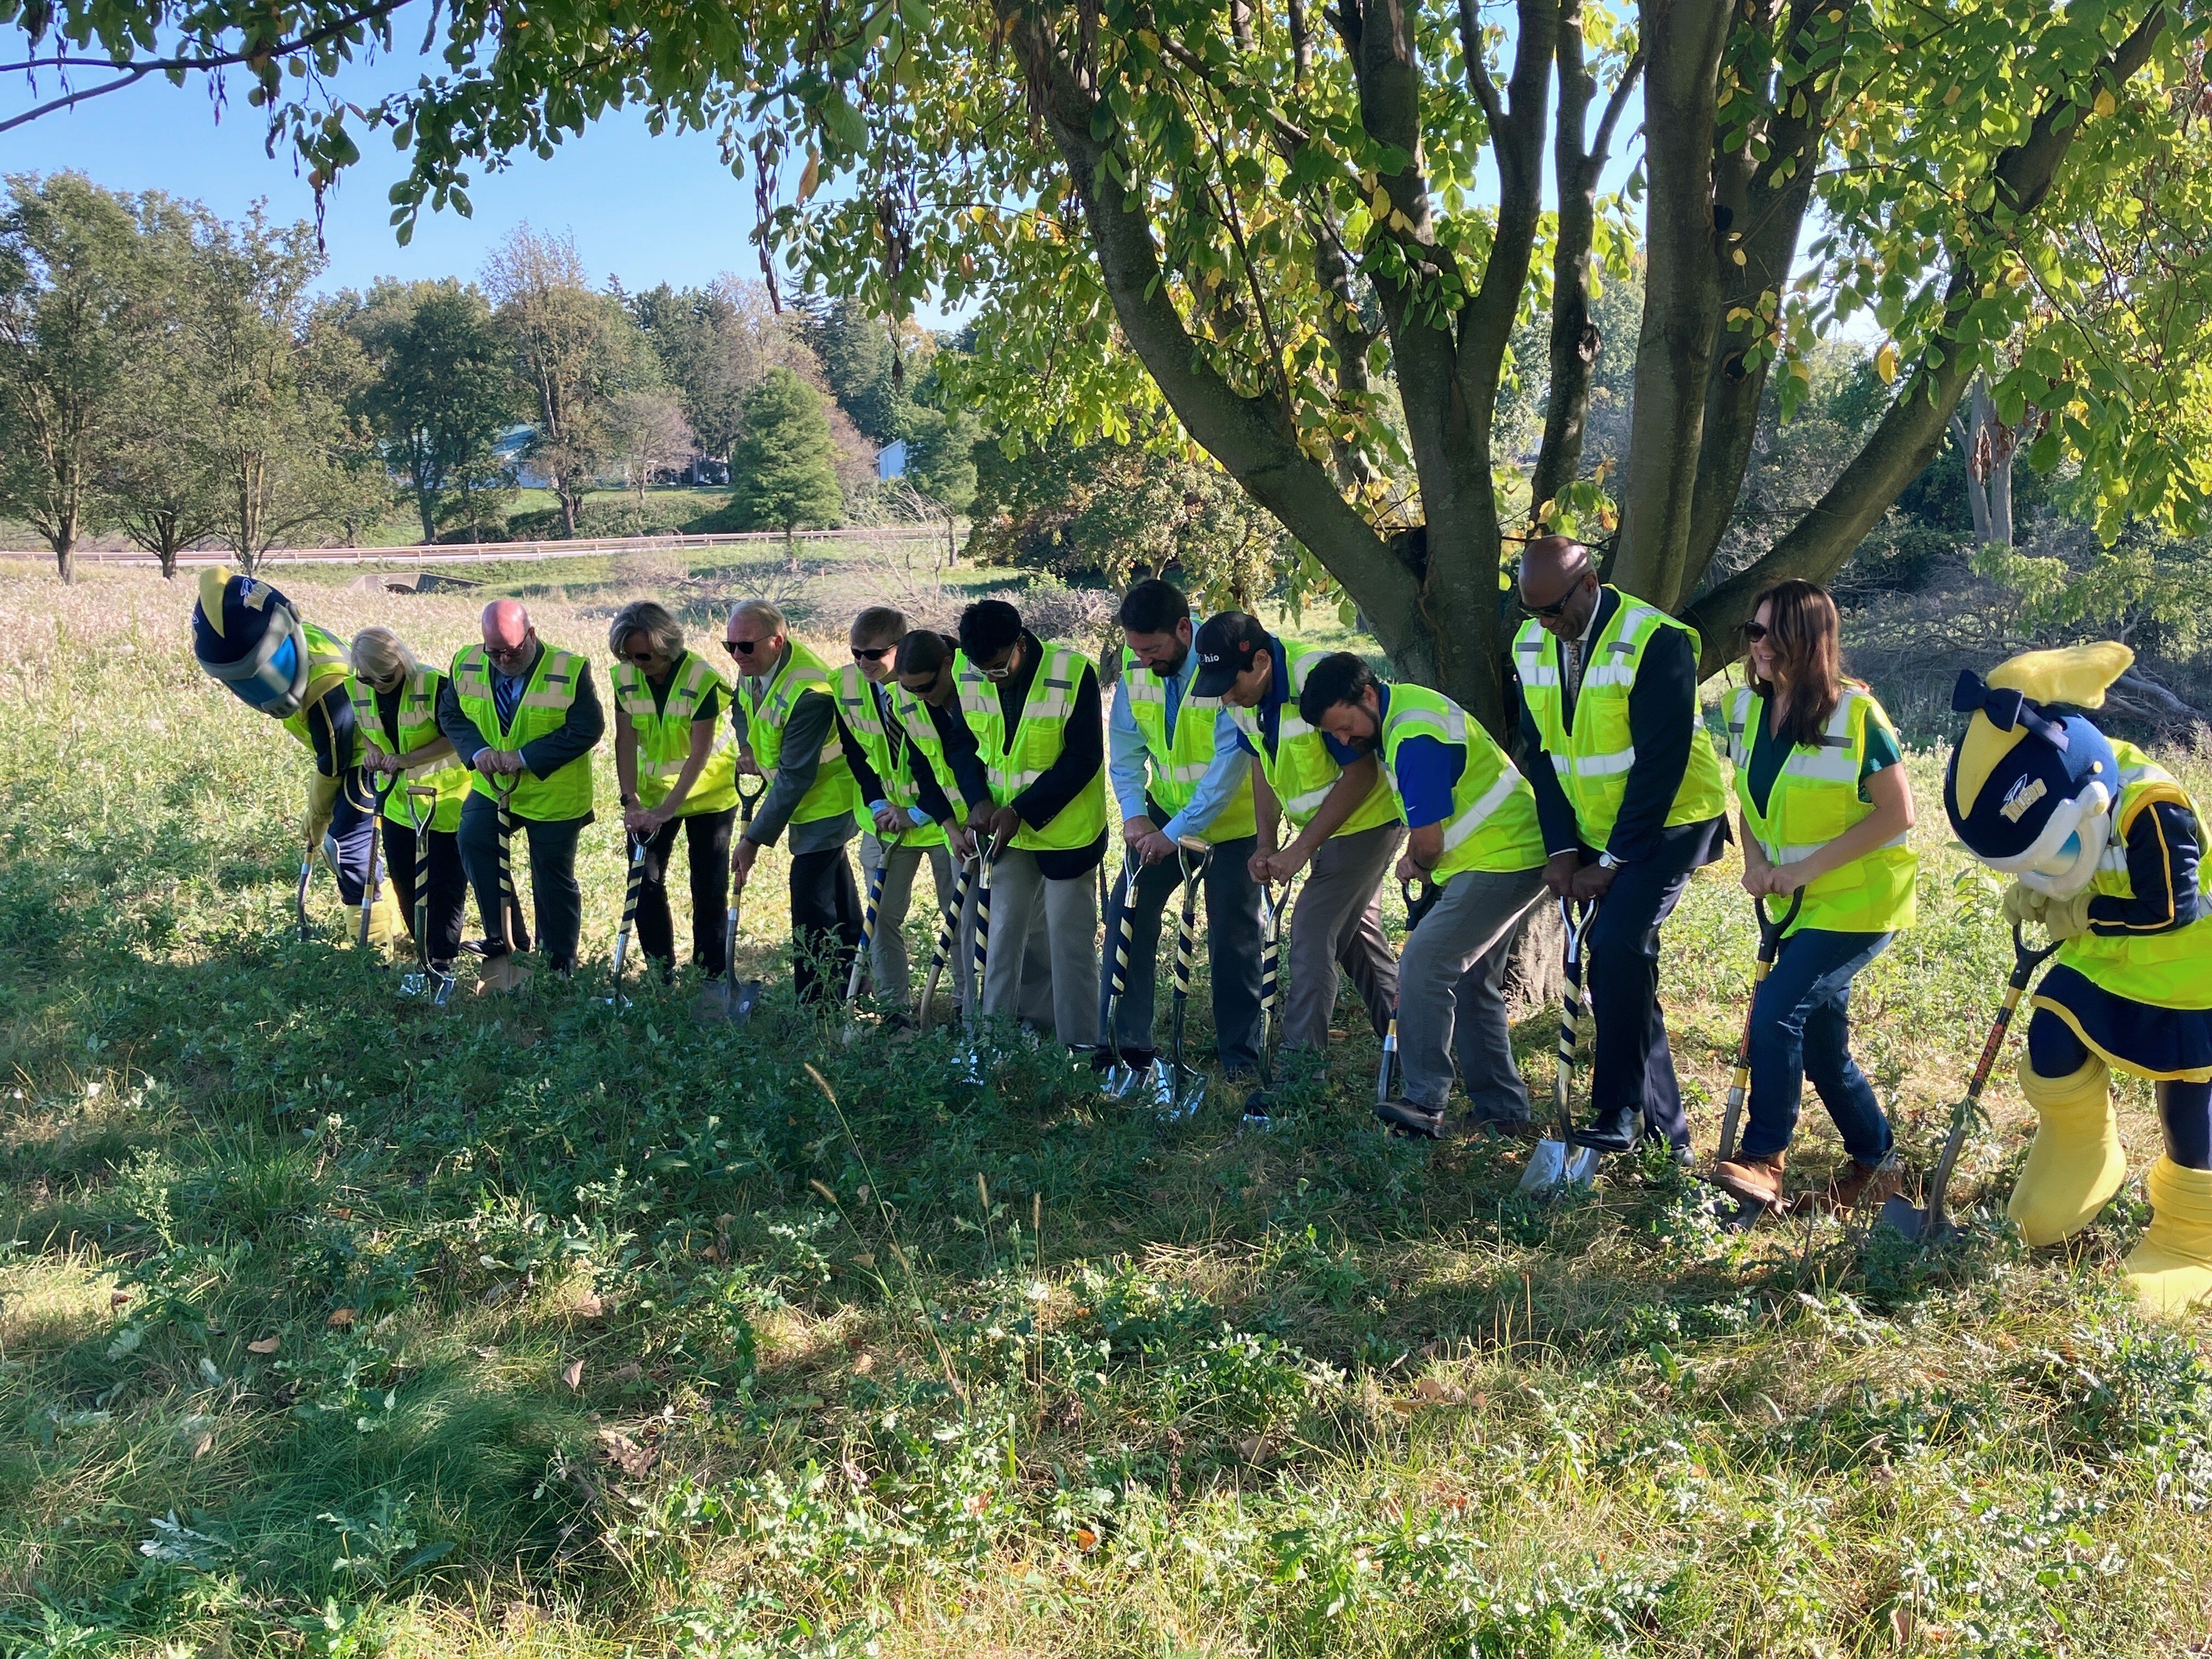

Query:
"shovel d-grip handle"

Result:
[[1753, 885, 1806, 961]]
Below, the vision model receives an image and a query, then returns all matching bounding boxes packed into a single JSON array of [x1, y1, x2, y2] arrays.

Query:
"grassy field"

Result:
[[3, 563, 2210, 1659]]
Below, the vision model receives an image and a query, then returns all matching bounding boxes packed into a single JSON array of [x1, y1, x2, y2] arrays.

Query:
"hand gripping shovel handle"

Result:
[[1715, 886, 1807, 1163], [1912, 921, 2063, 1233]]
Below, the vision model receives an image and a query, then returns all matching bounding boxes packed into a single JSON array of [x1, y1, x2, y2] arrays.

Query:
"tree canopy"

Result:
[[4, 0, 2209, 714]]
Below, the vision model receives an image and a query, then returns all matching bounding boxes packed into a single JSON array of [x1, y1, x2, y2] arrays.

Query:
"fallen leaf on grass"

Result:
[[852, 1351, 875, 1375], [595, 1429, 657, 1479], [1072, 1526, 1099, 1552], [326, 1308, 354, 1329], [850, 1252, 877, 1269], [246, 1336, 280, 1355], [608, 1362, 643, 1385], [561, 1358, 585, 1391], [574, 1292, 605, 1319], [110, 1289, 131, 1309], [190, 1432, 215, 1458]]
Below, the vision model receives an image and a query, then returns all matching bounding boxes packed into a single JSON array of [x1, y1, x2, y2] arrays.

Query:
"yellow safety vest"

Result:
[[1511, 589, 1728, 847], [279, 621, 357, 772], [734, 640, 854, 827], [833, 662, 947, 847], [2051, 741, 2212, 1010], [1223, 638, 1399, 836], [955, 642, 1109, 852], [450, 642, 596, 821], [348, 665, 471, 833], [1118, 645, 1257, 844], [891, 681, 979, 823], [612, 650, 737, 816], [1723, 684, 1916, 935], [1378, 683, 1547, 878]]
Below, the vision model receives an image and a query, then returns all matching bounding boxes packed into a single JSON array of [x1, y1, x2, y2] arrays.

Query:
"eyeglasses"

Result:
[[1521, 567, 1591, 619], [724, 638, 760, 657], [851, 645, 892, 662], [1742, 622, 1770, 643], [485, 641, 531, 663], [622, 649, 659, 664]]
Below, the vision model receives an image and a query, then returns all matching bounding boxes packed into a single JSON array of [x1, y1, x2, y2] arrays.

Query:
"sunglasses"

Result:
[[851, 645, 892, 662], [621, 649, 659, 664], [980, 657, 1018, 681], [1521, 579, 1587, 619], [723, 638, 761, 657], [1742, 622, 1770, 643]]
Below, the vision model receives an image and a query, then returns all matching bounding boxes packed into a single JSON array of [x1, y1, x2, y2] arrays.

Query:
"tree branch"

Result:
[[1680, 0, 2170, 667]]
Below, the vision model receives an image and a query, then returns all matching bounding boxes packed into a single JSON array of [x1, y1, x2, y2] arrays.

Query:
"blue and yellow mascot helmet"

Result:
[[1944, 642, 2132, 899], [192, 569, 310, 718]]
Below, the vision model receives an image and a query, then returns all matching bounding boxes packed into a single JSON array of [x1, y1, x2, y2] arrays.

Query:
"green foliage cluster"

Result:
[[2, 568, 2210, 1655]]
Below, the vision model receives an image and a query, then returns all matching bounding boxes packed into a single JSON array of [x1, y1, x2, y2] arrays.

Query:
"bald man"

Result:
[[1512, 536, 1729, 1158], [439, 601, 606, 973]]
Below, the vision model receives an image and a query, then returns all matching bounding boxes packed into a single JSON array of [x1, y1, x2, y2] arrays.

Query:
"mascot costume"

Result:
[[1945, 642, 2211, 1317], [191, 570, 402, 948]]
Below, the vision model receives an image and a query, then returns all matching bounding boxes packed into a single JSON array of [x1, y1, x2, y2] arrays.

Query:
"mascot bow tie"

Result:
[[1951, 669, 2073, 752]]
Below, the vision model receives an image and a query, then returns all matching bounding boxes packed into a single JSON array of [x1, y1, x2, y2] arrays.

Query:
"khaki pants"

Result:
[[1283, 820, 1402, 1051], [857, 833, 960, 1011], [979, 847, 1101, 1048], [1396, 867, 1547, 1118]]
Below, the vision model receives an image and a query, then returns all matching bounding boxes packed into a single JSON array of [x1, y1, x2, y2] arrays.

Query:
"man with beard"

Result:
[[1102, 579, 1265, 1096], [1298, 652, 1550, 1138]]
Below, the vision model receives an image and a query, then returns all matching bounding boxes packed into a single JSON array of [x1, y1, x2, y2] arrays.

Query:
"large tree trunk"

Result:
[[1609, 0, 1733, 612], [54, 528, 76, 586]]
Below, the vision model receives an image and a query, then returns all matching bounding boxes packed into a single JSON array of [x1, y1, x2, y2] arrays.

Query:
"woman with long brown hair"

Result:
[[1710, 579, 1918, 1215]]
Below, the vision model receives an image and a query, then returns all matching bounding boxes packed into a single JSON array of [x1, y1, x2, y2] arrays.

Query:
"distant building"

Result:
[[876, 439, 907, 481]]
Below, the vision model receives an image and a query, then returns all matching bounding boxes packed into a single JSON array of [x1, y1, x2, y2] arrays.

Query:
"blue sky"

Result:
[[4, 40, 775, 297]]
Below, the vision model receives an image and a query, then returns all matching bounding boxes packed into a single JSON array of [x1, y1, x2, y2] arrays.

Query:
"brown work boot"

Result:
[[1818, 1155, 1903, 1214], [1711, 1148, 1787, 1210]]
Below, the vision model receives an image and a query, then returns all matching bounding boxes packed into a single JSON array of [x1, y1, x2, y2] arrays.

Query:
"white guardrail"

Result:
[[0, 525, 945, 569]]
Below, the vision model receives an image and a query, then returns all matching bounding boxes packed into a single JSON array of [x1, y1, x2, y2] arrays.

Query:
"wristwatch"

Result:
[[1596, 851, 1621, 872]]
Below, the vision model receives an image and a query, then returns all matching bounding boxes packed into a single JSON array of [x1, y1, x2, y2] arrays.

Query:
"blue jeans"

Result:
[[1741, 927, 1894, 1164]]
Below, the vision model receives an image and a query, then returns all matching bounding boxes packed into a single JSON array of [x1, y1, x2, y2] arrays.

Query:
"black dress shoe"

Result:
[[1374, 1098, 1448, 1139], [1572, 1105, 1643, 1153]]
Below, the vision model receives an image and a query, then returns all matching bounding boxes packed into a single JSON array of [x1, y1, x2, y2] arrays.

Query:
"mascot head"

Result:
[[192, 569, 311, 719], [1944, 642, 2132, 898]]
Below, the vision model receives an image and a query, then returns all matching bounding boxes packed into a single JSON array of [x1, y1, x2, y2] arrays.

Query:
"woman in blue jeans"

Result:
[[1710, 580, 1919, 1214]]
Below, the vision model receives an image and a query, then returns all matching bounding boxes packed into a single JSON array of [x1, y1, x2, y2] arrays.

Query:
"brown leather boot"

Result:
[[1819, 1156, 1903, 1214], [1711, 1148, 1787, 1210]]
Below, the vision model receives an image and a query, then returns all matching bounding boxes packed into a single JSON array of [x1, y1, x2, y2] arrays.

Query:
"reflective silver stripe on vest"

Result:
[[1764, 830, 1911, 865], [1440, 764, 1526, 850], [1552, 747, 1637, 777]]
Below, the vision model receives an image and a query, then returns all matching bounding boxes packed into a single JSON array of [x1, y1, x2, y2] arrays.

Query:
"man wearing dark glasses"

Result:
[[441, 599, 605, 973], [832, 605, 966, 1022], [944, 598, 1108, 1056], [1511, 535, 1729, 1159], [725, 597, 862, 1006]]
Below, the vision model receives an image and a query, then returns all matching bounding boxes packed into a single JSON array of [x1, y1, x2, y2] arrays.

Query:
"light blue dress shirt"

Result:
[[1108, 649, 1254, 844]]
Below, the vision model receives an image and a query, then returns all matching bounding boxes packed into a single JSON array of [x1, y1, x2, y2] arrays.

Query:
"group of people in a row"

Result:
[[188, 540, 2212, 1316]]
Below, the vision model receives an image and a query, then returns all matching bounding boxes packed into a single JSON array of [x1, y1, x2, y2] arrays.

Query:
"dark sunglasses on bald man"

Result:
[[724, 638, 760, 657]]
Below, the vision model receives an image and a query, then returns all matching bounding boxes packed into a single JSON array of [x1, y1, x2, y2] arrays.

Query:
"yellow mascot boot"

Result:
[[344, 888, 407, 956], [2123, 1158, 2212, 1318], [2008, 1054, 2125, 1246]]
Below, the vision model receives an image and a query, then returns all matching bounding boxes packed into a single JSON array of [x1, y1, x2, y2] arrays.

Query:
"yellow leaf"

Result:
[[1389, 210, 1413, 233], [247, 1336, 280, 1355], [1943, 84, 1961, 106], [1371, 187, 1391, 218], [2092, 87, 2117, 117], [1875, 342, 1899, 384], [1732, 249, 1747, 266], [797, 151, 820, 202]]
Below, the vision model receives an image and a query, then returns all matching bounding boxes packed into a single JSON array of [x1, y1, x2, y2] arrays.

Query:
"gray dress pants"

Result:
[[857, 833, 959, 1011], [1100, 834, 1266, 1072], [979, 846, 1101, 1048], [1396, 866, 1548, 1119], [1283, 819, 1403, 1052]]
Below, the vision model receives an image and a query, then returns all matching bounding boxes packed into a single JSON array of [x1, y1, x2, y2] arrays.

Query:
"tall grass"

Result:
[[1, 566, 2207, 1659]]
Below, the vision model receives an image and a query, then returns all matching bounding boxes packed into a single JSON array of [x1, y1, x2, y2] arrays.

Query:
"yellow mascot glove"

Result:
[[2041, 888, 2095, 941], [304, 772, 341, 862], [2001, 881, 2048, 929]]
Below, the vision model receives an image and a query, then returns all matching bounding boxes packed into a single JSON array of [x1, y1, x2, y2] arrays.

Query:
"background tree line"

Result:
[[0, 175, 983, 580]]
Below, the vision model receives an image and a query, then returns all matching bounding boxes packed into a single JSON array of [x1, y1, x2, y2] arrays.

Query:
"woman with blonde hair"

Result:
[[1710, 579, 1918, 1215], [348, 625, 476, 970], [607, 600, 739, 979]]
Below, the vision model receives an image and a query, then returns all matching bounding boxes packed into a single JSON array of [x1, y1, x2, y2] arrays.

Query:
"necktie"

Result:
[[493, 670, 523, 733]]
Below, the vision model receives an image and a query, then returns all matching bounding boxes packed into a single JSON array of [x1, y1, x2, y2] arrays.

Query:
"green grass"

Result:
[[2, 567, 2209, 1659]]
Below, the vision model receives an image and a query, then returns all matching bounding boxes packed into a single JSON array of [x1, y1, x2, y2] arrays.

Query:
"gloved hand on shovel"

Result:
[[2003, 881, 2092, 940]]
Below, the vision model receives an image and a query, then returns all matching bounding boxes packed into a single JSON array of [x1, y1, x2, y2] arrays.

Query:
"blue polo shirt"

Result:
[[1316, 685, 1460, 828]]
